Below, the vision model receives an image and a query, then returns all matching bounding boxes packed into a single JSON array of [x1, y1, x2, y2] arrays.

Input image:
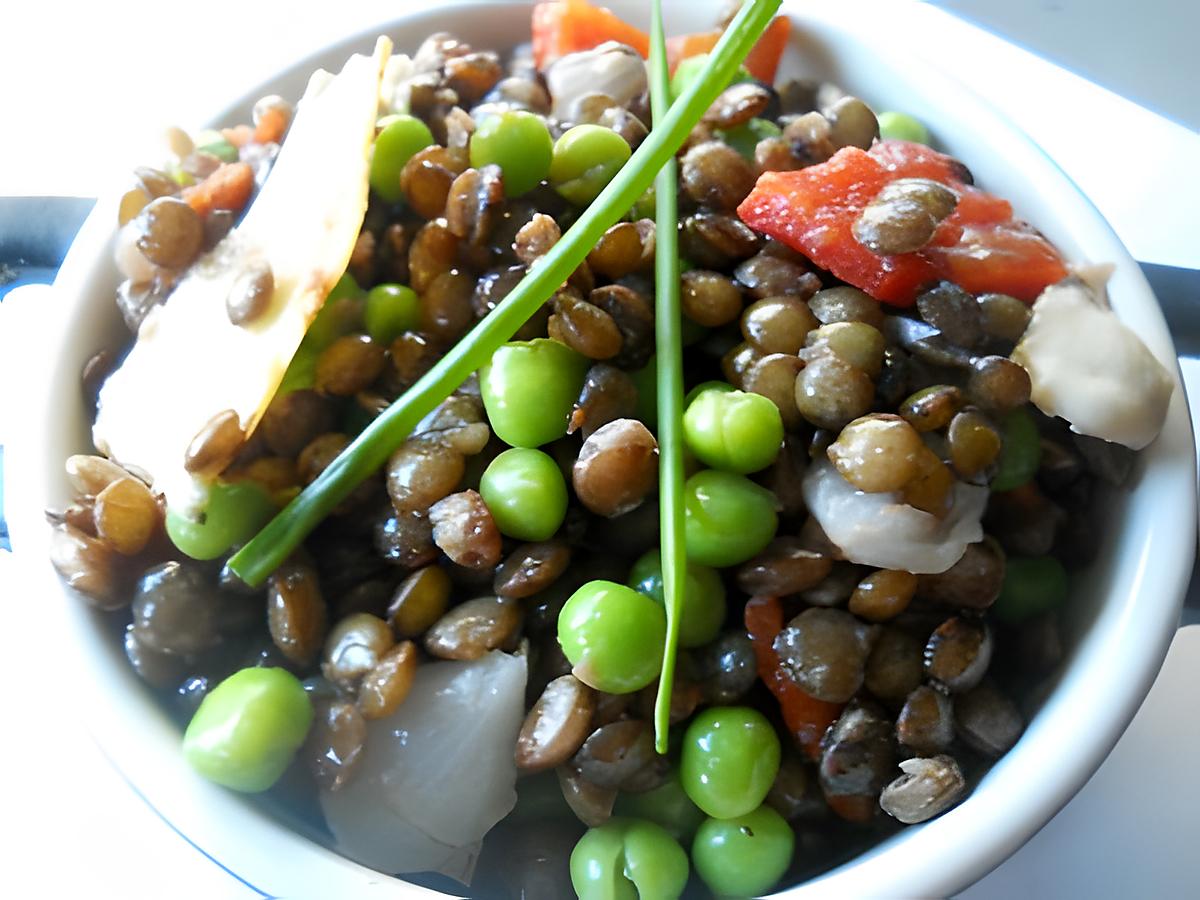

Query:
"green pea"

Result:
[[194, 128, 239, 163], [277, 342, 319, 395], [683, 380, 732, 408], [278, 274, 363, 393], [166, 480, 277, 561], [683, 470, 778, 567], [304, 273, 364, 349], [480, 447, 568, 541], [570, 818, 689, 900], [684, 387, 784, 474], [614, 769, 706, 843], [370, 114, 434, 202], [558, 580, 666, 694], [183, 667, 313, 793], [992, 407, 1041, 491], [994, 555, 1069, 624], [877, 110, 931, 145], [692, 805, 794, 898], [480, 338, 588, 447], [628, 183, 656, 221], [670, 54, 752, 102], [714, 117, 783, 160], [629, 549, 726, 649], [620, 819, 690, 900], [168, 166, 196, 187], [364, 283, 420, 345], [571, 819, 629, 900], [549, 124, 632, 207], [470, 110, 554, 197], [681, 706, 781, 820], [631, 355, 658, 428]]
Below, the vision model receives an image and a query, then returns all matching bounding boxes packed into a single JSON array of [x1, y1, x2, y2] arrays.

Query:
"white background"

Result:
[[2, 2, 1198, 898]]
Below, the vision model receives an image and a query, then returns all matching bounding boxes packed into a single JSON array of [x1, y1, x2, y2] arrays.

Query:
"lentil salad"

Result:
[[46, 1, 1175, 897]]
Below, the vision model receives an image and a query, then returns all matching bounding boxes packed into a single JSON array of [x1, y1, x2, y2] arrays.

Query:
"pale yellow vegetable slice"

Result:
[[94, 37, 392, 511]]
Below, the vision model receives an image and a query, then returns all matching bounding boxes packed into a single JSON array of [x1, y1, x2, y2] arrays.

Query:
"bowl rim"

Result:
[[5, 1, 1195, 897]]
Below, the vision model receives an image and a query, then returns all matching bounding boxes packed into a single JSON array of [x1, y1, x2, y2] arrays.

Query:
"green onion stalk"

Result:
[[648, 0, 684, 755], [230, 0, 782, 587]]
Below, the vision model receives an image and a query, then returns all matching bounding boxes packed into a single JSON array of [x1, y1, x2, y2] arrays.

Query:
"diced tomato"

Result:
[[739, 151, 939, 305], [737, 140, 1068, 306], [926, 223, 1069, 300], [870, 141, 1013, 228], [666, 16, 792, 83], [533, 1, 791, 83], [531, 0, 649, 70], [744, 596, 843, 760], [869, 138, 967, 182]]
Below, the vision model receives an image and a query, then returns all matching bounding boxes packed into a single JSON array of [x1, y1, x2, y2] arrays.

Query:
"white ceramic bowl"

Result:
[[6, 1, 1196, 896]]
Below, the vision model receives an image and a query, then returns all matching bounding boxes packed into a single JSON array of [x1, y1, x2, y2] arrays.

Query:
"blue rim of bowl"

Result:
[[93, 735, 273, 898]]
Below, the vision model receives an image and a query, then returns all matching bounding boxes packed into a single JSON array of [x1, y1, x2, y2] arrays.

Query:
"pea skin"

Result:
[[549, 124, 632, 206], [183, 667, 313, 793], [570, 817, 689, 900]]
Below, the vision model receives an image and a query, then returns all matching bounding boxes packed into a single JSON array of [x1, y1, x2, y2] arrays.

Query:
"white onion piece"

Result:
[[113, 222, 157, 284], [546, 42, 647, 120], [1012, 280, 1173, 450], [320, 651, 527, 881], [379, 53, 415, 115], [802, 459, 988, 574]]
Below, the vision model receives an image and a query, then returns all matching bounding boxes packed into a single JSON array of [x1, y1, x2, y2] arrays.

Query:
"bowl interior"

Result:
[[5, 1, 1195, 897]]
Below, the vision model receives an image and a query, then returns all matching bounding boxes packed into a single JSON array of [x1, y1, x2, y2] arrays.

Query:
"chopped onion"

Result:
[[378, 54, 416, 115], [1012, 279, 1173, 450], [319, 651, 527, 882], [113, 222, 156, 284], [546, 42, 648, 121], [802, 459, 988, 574]]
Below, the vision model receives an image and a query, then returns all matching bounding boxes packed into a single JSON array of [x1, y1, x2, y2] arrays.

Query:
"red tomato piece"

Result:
[[739, 151, 938, 305], [926, 223, 1069, 300], [737, 141, 1067, 306], [531, 0, 649, 70], [869, 138, 968, 182], [744, 595, 843, 761]]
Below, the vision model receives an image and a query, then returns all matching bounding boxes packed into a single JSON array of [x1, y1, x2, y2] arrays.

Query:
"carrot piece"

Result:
[[742, 16, 791, 82], [182, 162, 255, 218], [667, 16, 791, 82], [221, 124, 255, 148], [666, 31, 720, 72], [744, 595, 844, 760], [253, 107, 288, 145], [531, 0, 650, 70]]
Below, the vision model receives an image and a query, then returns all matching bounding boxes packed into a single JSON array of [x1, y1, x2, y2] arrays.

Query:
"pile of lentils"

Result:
[[50, 25, 1139, 899]]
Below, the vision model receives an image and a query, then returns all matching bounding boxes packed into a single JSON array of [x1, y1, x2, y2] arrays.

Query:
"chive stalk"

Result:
[[648, 0, 684, 755], [229, 0, 783, 586]]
